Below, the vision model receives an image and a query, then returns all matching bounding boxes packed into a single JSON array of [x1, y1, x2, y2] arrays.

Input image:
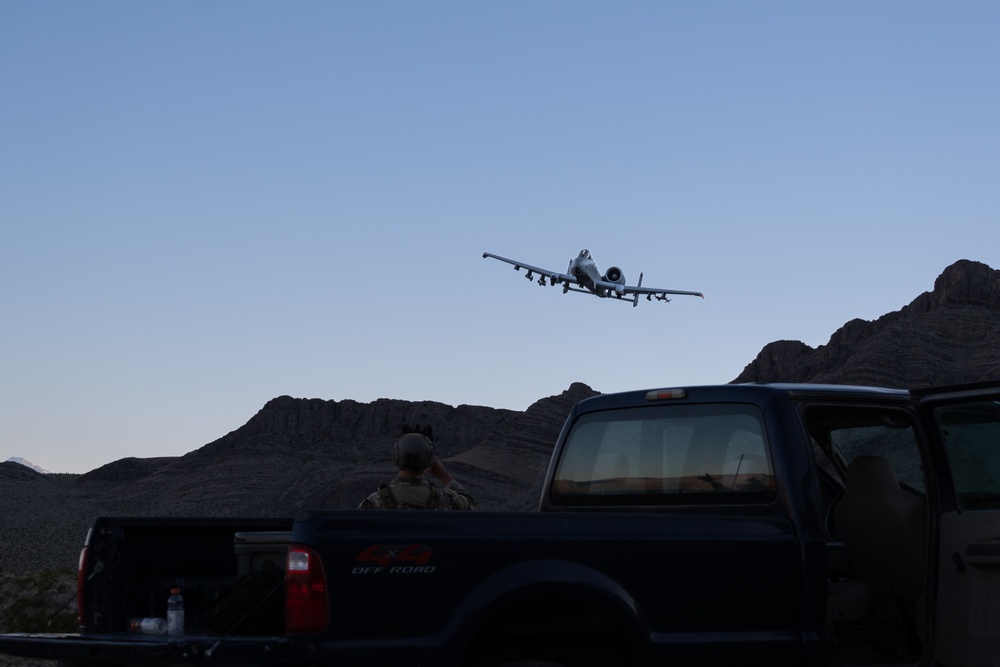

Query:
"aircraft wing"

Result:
[[482, 252, 578, 287], [620, 282, 705, 302]]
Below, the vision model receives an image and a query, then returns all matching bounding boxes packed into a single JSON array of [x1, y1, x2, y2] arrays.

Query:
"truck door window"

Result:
[[551, 404, 775, 506], [932, 400, 1000, 510], [806, 408, 924, 494]]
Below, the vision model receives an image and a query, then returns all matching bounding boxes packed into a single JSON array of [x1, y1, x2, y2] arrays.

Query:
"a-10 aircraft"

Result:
[[482, 249, 704, 307]]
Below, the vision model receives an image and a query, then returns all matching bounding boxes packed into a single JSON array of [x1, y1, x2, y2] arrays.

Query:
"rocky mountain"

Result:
[[733, 260, 1000, 387], [3, 259, 1000, 576]]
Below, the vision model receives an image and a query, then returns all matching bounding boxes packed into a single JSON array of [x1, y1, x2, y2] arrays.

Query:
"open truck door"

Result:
[[917, 382, 1000, 666]]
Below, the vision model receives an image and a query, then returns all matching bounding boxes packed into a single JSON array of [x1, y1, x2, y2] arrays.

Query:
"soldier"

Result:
[[359, 425, 475, 510]]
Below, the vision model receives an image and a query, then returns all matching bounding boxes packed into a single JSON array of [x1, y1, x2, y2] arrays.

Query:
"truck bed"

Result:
[[79, 518, 294, 637]]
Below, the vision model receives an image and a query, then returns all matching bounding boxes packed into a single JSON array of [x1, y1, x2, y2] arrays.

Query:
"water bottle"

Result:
[[166, 587, 184, 636], [129, 617, 167, 634]]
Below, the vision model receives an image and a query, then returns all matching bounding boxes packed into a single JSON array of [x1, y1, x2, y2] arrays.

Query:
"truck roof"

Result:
[[571, 382, 914, 414]]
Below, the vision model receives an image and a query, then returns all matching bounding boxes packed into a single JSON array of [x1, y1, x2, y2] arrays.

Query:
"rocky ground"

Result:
[[0, 471, 108, 573]]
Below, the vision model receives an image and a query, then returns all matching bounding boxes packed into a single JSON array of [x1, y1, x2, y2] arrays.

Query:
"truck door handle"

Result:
[[952, 552, 966, 573]]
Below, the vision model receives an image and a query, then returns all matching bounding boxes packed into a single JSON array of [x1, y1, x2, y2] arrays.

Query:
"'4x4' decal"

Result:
[[356, 544, 433, 567]]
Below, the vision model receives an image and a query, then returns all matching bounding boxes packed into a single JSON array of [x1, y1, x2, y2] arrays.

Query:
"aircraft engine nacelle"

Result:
[[603, 266, 626, 285]]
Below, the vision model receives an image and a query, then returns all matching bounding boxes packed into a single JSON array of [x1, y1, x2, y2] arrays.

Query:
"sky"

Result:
[[2, 2, 999, 474]]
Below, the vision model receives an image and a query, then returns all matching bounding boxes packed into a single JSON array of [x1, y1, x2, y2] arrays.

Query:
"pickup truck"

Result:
[[2, 382, 1000, 667]]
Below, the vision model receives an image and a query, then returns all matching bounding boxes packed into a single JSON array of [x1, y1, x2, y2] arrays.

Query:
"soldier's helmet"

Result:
[[394, 433, 434, 471]]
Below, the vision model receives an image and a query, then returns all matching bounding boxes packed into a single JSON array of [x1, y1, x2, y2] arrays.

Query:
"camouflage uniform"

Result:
[[358, 475, 475, 510]]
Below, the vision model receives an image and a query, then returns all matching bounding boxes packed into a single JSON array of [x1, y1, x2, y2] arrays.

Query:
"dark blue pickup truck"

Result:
[[3, 382, 1000, 666]]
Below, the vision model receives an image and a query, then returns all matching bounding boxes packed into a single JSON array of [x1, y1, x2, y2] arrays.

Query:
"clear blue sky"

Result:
[[3, 2, 999, 473]]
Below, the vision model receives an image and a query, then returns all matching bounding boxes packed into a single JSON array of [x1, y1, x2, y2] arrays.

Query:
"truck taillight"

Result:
[[286, 544, 328, 633], [76, 546, 89, 630]]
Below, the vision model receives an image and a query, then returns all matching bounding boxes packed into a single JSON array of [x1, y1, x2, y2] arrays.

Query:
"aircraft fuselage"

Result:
[[568, 249, 615, 297]]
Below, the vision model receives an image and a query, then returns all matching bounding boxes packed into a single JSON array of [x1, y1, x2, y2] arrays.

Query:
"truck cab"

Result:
[[538, 382, 1000, 666]]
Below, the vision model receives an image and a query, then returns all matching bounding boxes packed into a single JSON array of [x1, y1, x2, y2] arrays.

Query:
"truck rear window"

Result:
[[551, 404, 775, 506]]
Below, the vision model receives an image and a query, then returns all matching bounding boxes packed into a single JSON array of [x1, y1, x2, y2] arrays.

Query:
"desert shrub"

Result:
[[0, 567, 78, 633]]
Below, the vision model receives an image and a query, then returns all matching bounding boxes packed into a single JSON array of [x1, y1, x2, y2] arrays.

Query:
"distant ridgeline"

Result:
[[3, 457, 49, 474]]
